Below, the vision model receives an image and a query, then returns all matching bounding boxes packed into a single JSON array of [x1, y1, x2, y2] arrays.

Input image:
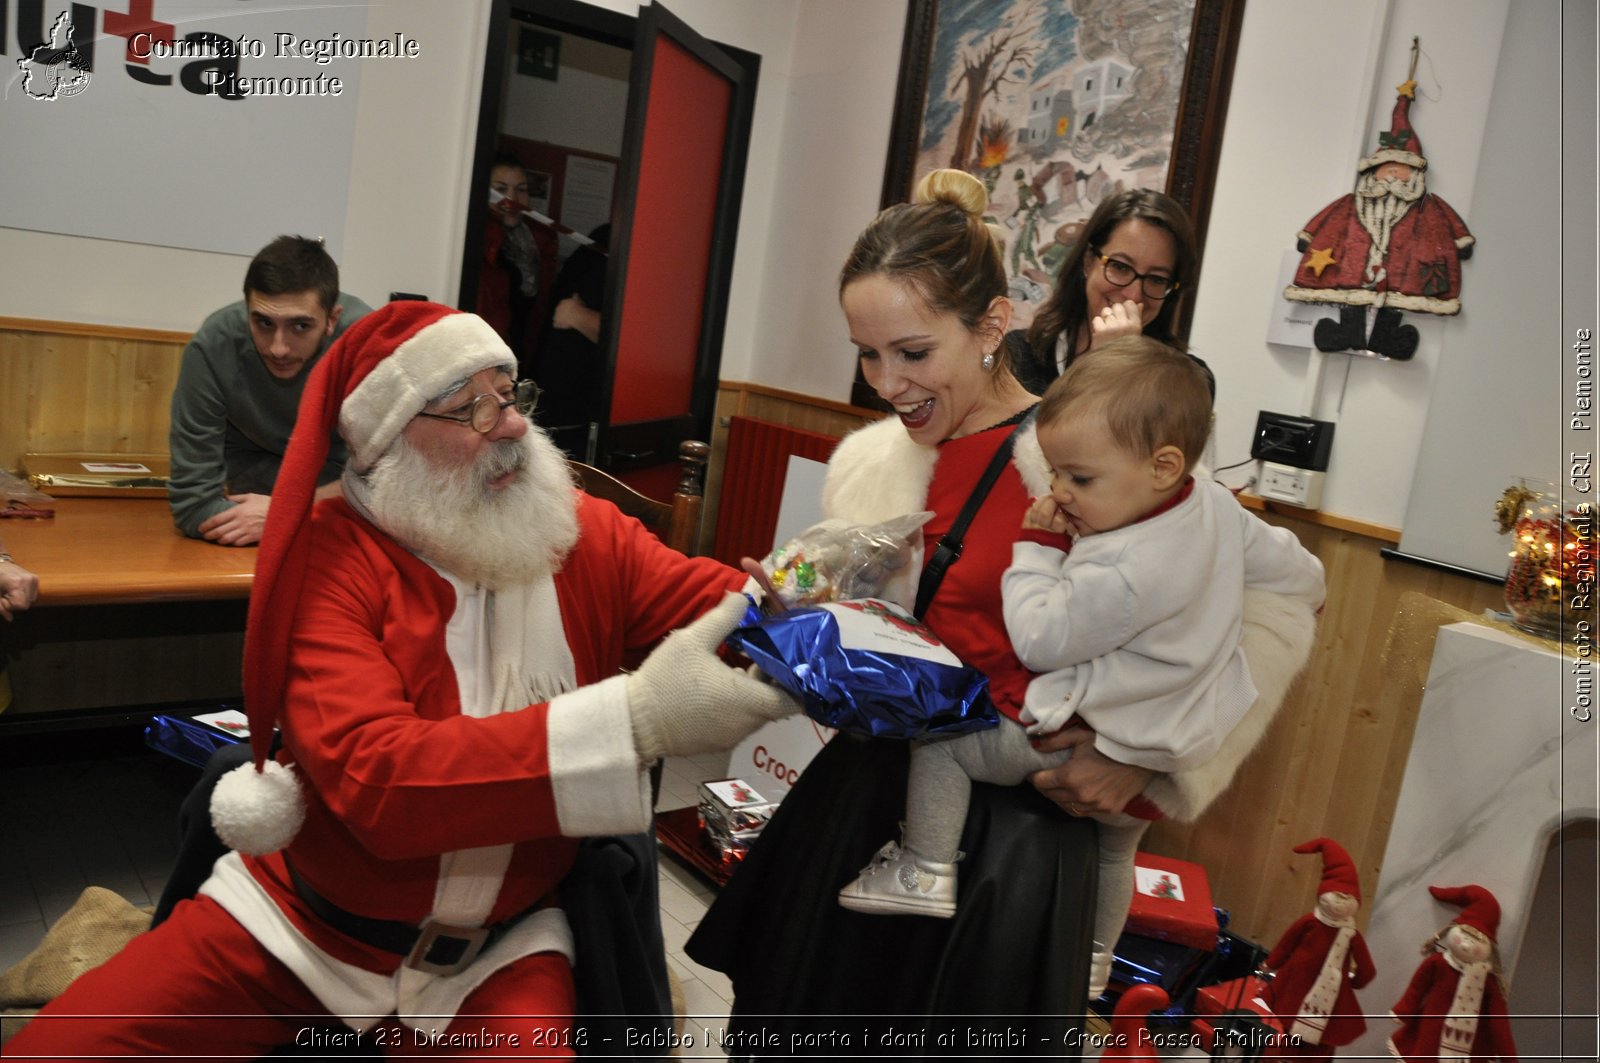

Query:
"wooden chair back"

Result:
[[566, 440, 709, 556]]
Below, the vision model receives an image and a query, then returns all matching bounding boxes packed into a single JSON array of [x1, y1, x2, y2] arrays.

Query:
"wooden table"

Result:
[[2, 498, 255, 726], [3, 497, 256, 606]]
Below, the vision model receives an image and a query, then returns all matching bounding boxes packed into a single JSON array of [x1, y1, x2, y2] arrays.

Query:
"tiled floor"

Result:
[[0, 728, 736, 1056], [652, 751, 740, 1057]]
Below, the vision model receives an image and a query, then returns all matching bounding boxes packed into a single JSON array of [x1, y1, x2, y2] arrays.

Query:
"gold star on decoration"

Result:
[[1397, 78, 1417, 99], [1305, 246, 1337, 277]]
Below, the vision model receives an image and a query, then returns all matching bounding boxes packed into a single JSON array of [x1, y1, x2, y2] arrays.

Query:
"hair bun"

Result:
[[912, 168, 989, 218]]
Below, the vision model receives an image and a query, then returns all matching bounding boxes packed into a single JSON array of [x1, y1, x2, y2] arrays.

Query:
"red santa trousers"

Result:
[[7, 894, 577, 1059]]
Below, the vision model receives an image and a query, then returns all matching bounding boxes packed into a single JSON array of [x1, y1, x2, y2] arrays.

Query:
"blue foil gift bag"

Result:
[[727, 597, 997, 740]]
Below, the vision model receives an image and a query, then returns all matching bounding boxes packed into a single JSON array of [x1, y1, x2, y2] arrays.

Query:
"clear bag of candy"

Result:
[[755, 511, 933, 612]]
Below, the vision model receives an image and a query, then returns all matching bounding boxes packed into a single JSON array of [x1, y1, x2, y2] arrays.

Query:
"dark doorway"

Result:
[[462, 0, 758, 493]]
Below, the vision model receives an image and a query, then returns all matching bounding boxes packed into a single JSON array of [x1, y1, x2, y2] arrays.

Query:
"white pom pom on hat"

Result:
[[210, 759, 307, 856]]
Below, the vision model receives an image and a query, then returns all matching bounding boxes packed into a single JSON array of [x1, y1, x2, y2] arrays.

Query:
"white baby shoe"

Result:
[[837, 840, 958, 917]]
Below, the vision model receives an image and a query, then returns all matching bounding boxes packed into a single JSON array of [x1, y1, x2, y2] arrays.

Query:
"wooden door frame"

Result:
[[462, 0, 759, 470]]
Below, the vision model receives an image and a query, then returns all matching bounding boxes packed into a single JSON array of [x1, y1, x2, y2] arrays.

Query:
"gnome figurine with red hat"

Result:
[[1260, 838, 1376, 1057], [1283, 40, 1474, 360], [1388, 884, 1518, 1062]]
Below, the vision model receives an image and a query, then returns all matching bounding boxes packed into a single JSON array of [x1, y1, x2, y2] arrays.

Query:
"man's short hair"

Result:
[[1037, 336, 1213, 471], [243, 236, 339, 312]]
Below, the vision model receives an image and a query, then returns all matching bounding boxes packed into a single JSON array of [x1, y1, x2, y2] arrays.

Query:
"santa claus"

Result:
[[8, 302, 796, 1058], [1388, 884, 1519, 1062], [1283, 79, 1474, 360], [1261, 837, 1377, 1057]]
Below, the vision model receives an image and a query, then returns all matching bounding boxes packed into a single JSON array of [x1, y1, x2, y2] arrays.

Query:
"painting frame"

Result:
[[871, 0, 1245, 377]]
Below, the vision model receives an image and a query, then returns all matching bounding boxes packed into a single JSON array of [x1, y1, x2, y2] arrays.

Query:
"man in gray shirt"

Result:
[[168, 236, 371, 543]]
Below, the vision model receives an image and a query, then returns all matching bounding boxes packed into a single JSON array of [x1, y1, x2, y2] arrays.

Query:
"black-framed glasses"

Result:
[[1094, 251, 1178, 300], [416, 379, 541, 433]]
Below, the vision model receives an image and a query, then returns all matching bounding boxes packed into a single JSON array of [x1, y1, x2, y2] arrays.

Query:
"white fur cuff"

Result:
[[546, 675, 653, 836]]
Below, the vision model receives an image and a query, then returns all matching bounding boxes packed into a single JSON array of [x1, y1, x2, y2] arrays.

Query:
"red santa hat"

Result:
[[1359, 91, 1427, 173], [1429, 884, 1502, 941], [211, 301, 515, 855], [1294, 836, 1361, 902]]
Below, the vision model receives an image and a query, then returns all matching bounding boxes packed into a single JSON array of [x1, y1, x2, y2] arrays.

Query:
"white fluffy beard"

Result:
[[1355, 168, 1425, 257], [364, 427, 581, 589]]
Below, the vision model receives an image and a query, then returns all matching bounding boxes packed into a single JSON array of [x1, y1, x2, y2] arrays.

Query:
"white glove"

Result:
[[628, 592, 798, 761]]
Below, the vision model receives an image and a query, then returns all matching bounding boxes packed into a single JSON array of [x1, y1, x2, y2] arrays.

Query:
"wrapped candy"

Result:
[[757, 512, 932, 611], [728, 596, 996, 740]]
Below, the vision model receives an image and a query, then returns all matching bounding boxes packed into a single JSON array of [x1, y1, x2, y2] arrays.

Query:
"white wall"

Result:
[[0, 0, 487, 325], [735, 0, 908, 398], [1397, 0, 1566, 575], [742, 0, 1539, 535], [337, 0, 490, 309], [2, 0, 1576, 538], [577, 0, 905, 387], [500, 28, 631, 154], [1187, 0, 1512, 531]]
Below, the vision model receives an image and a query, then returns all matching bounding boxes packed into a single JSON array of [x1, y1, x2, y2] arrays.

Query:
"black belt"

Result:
[[287, 860, 530, 976]]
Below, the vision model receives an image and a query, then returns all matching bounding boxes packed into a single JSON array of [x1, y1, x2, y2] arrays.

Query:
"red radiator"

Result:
[[713, 417, 839, 565]]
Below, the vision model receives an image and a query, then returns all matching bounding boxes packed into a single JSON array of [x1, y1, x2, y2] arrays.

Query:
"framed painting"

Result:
[[853, 0, 1244, 407]]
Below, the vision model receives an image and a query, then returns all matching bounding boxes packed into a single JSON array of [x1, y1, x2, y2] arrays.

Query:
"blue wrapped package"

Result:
[[727, 597, 997, 740], [145, 711, 245, 768]]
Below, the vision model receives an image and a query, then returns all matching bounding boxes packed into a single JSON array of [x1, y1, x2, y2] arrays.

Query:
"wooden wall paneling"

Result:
[[1146, 516, 1509, 944], [1, 322, 185, 471], [702, 386, 741, 556], [704, 382, 879, 555], [1245, 525, 1379, 936]]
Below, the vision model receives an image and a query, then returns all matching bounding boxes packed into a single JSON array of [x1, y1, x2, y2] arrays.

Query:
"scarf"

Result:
[[1439, 946, 1490, 1058], [1290, 908, 1356, 1044], [499, 221, 540, 296]]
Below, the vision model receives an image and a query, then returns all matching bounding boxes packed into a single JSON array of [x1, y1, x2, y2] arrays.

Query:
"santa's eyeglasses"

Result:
[[416, 379, 541, 434], [1094, 251, 1179, 301]]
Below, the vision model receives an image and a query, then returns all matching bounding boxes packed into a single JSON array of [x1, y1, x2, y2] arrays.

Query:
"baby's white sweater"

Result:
[[1002, 478, 1325, 772]]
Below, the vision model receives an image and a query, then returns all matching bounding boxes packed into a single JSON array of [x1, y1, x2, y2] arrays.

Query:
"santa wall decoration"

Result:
[[1283, 39, 1474, 361]]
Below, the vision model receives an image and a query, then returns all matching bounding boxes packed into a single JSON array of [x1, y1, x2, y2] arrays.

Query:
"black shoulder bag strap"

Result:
[[913, 408, 1037, 621]]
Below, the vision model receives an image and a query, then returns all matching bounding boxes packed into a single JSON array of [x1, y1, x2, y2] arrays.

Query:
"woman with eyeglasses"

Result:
[[1011, 188, 1205, 396]]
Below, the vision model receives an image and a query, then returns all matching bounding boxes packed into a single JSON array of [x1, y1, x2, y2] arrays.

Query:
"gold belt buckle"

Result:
[[405, 918, 490, 975]]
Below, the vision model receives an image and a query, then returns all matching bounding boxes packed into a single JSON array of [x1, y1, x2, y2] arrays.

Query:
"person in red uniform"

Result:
[[1388, 884, 1519, 1063], [1261, 837, 1377, 1057], [1283, 81, 1474, 360], [9, 302, 795, 1058]]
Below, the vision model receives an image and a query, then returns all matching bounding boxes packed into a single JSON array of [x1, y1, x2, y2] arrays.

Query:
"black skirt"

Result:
[[685, 735, 1098, 1060]]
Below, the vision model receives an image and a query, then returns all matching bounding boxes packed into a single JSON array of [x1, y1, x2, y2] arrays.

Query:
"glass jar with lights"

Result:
[[1494, 479, 1587, 638]]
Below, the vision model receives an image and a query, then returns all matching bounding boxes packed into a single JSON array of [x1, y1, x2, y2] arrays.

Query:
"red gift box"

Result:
[[1190, 976, 1287, 1057], [1123, 851, 1220, 951]]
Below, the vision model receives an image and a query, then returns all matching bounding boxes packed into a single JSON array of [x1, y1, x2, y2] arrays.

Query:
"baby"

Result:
[[838, 336, 1326, 998]]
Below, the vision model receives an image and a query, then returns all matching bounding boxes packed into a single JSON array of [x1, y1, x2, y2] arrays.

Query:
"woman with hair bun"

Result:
[[688, 171, 1316, 1056]]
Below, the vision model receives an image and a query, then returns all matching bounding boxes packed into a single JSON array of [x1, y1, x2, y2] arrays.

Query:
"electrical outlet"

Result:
[[1258, 461, 1325, 509], [1251, 412, 1335, 471]]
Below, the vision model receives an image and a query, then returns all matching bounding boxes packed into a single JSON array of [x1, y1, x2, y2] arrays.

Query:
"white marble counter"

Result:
[[1352, 621, 1597, 1058]]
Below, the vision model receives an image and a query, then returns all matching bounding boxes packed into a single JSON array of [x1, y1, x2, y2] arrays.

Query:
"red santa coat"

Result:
[[214, 493, 741, 978], [1389, 951, 1519, 1063], [1283, 192, 1474, 315], [1262, 913, 1376, 1046]]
